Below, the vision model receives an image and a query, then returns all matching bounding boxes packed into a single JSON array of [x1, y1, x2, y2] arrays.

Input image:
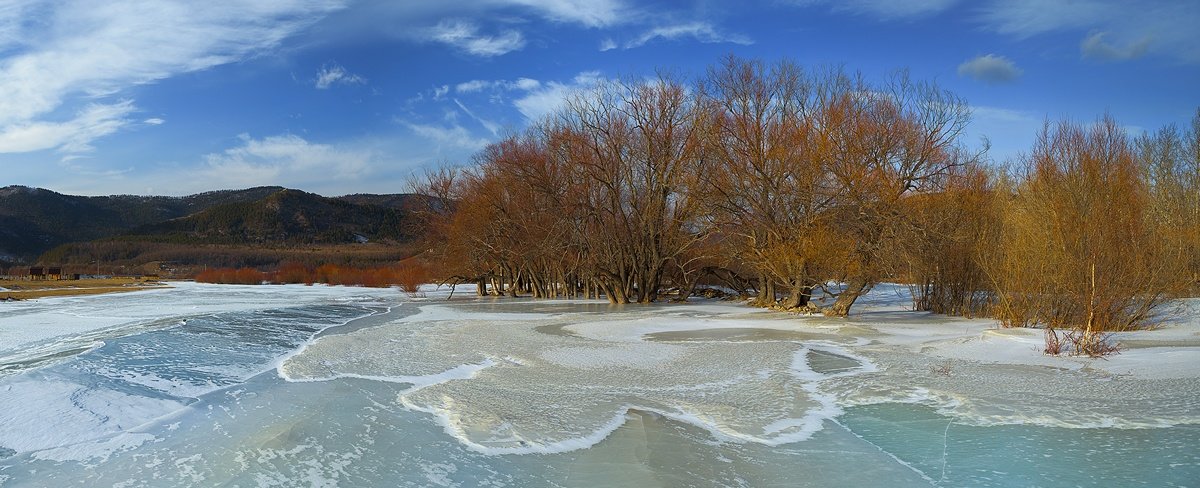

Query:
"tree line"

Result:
[[413, 56, 1199, 354]]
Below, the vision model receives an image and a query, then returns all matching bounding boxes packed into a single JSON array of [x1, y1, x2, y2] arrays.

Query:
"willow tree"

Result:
[[818, 71, 973, 316], [561, 75, 711, 303], [699, 56, 845, 309]]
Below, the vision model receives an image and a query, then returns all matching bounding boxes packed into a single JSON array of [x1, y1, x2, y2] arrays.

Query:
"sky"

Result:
[[1, 0, 1197, 197]]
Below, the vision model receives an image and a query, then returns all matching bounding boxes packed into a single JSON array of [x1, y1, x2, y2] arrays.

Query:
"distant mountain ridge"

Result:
[[0, 185, 426, 264]]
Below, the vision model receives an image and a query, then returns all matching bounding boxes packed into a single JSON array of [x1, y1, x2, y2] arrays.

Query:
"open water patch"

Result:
[[838, 403, 1200, 487]]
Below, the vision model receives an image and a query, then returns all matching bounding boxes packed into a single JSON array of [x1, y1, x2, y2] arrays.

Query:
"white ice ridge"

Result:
[[281, 301, 881, 455]]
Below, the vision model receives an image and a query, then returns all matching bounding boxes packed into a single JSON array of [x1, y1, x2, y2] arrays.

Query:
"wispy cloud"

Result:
[[957, 54, 1022, 83], [439, 72, 604, 122], [454, 77, 541, 94], [455, 80, 492, 93], [315, 63, 366, 89], [426, 19, 525, 57], [0, 101, 135, 156], [500, 0, 625, 27], [790, 0, 958, 19], [454, 99, 501, 136], [794, 0, 1199, 64], [513, 71, 604, 121], [625, 22, 752, 49], [403, 121, 491, 152], [0, 0, 344, 157], [1080, 31, 1150, 61], [978, 0, 1200, 63], [41, 132, 429, 196]]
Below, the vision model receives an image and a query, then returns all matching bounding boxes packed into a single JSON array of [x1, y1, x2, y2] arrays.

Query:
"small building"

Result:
[[28, 267, 45, 280], [47, 267, 62, 280]]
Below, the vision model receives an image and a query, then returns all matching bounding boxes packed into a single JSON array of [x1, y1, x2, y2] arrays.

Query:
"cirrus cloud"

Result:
[[0, 0, 346, 158], [425, 19, 526, 57], [624, 22, 752, 50]]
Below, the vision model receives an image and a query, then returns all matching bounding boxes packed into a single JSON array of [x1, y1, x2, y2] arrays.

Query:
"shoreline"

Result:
[[0, 278, 171, 300]]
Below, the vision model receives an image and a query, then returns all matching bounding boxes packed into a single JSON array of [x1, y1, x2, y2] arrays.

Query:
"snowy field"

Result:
[[0, 282, 1197, 486]]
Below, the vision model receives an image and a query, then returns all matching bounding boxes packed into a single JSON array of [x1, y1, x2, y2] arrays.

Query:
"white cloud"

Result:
[[513, 71, 603, 121], [513, 78, 541, 91], [456, 80, 491, 93], [454, 77, 541, 94], [0, 0, 344, 156], [34, 132, 436, 196], [957, 54, 1022, 83], [496, 0, 623, 27], [404, 122, 491, 152], [0, 101, 135, 156], [599, 38, 617, 51], [200, 134, 373, 188], [426, 19, 525, 57], [143, 118, 165, 125], [1080, 31, 1150, 61], [625, 22, 752, 49], [315, 63, 366, 89]]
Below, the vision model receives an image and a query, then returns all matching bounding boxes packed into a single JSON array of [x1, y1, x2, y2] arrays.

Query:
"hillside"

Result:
[[0, 186, 427, 268], [126, 189, 419, 244]]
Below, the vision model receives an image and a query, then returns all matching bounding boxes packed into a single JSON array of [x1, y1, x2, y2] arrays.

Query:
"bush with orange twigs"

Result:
[[195, 262, 431, 293]]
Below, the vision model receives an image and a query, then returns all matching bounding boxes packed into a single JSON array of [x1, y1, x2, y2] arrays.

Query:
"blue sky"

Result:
[[1, 0, 1197, 196]]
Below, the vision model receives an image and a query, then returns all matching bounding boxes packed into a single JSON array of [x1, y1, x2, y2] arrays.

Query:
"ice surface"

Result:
[[284, 285, 1200, 455], [0, 378, 179, 456], [283, 300, 880, 454], [0, 283, 392, 462], [1, 283, 1198, 486]]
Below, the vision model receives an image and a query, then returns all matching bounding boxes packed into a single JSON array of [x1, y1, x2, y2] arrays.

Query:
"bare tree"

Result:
[[561, 74, 711, 303], [819, 70, 973, 316], [990, 116, 1188, 354]]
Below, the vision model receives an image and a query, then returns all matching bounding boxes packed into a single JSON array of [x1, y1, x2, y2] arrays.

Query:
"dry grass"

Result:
[[0, 278, 169, 300]]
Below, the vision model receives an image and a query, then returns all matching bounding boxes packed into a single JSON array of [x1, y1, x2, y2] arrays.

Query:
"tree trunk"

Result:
[[754, 274, 776, 307], [825, 279, 869, 317], [781, 281, 812, 309]]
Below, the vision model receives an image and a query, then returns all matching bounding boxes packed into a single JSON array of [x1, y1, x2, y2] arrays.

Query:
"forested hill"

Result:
[[126, 189, 422, 244], [0, 185, 425, 264]]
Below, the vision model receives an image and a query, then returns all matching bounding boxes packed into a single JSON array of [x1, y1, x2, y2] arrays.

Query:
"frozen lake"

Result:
[[0, 282, 1197, 486]]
